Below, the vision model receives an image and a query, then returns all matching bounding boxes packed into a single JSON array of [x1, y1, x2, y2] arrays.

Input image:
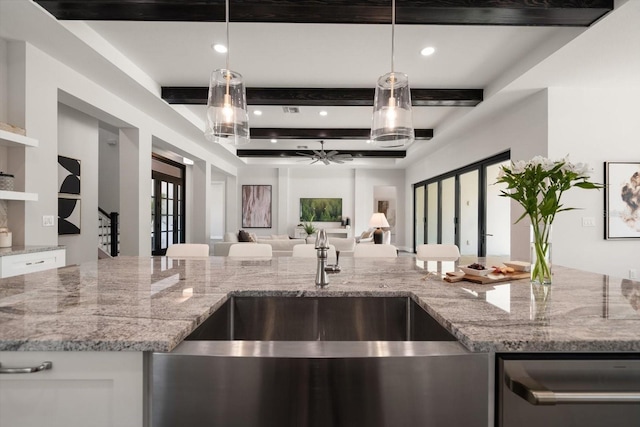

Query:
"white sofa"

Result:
[[213, 232, 306, 256], [305, 236, 356, 256]]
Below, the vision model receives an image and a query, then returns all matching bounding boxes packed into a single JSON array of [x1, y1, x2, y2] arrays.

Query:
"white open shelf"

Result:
[[0, 190, 38, 201], [0, 129, 38, 148]]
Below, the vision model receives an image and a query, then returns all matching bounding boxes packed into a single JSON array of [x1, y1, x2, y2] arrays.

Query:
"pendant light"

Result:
[[371, 0, 414, 148], [204, 0, 249, 145]]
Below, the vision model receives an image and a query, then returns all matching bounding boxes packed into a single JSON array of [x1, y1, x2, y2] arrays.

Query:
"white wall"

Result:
[[405, 86, 640, 279], [210, 182, 225, 239], [356, 169, 406, 247], [406, 90, 549, 258], [236, 167, 356, 238], [237, 168, 279, 236], [98, 128, 119, 214], [3, 41, 233, 255], [289, 168, 355, 235], [58, 103, 99, 265], [548, 87, 640, 278], [233, 167, 406, 245], [373, 185, 398, 242]]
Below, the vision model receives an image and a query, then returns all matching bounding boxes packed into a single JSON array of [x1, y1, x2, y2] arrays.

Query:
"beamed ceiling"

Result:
[[33, 0, 613, 26], [33, 0, 614, 164]]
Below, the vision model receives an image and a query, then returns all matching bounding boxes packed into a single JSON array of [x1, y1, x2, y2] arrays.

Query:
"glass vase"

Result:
[[530, 223, 552, 285], [530, 283, 552, 323]]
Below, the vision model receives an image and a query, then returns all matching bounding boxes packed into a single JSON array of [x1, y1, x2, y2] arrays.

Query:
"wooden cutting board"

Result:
[[444, 271, 530, 284]]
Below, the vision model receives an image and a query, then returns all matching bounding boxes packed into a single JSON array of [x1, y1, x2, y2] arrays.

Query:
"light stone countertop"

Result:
[[0, 255, 639, 353], [0, 245, 64, 257]]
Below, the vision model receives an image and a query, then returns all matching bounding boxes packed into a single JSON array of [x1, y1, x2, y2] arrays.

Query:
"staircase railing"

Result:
[[98, 207, 119, 257]]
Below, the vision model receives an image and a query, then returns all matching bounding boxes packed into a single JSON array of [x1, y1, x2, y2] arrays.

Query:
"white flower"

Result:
[[530, 156, 545, 167], [541, 157, 556, 171], [560, 160, 591, 177], [573, 162, 590, 177], [511, 160, 527, 174]]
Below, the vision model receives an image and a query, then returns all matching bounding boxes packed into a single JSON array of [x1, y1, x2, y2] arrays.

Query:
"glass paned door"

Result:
[[485, 161, 511, 257], [414, 185, 425, 247], [459, 170, 479, 256], [441, 177, 456, 245], [412, 152, 510, 256], [151, 171, 184, 256], [426, 182, 439, 244]]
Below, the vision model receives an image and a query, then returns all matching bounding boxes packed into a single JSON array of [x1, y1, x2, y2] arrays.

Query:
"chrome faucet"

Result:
[[315, 229, 330, 288]]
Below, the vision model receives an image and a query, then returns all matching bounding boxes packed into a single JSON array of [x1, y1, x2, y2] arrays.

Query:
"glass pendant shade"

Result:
[[205, 68, 250, 145], [371, 71, 415, 148]]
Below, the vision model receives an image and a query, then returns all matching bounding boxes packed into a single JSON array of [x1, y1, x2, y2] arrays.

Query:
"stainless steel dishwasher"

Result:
[[149, 296, 490, 427], [498, 354, 640, 427]]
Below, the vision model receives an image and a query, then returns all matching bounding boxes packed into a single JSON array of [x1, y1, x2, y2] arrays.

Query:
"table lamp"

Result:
[[369, 213, 390, 244]]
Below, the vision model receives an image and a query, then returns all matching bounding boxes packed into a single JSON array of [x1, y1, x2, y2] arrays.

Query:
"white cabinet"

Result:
[[0, 249, 66, 278], [0, 351, 144, 427], [294, 226, 351, 239], [0, 129, 39, 201]]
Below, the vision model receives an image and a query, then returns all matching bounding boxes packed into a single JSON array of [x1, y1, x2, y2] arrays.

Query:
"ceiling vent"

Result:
[[282, 106, 300, 114]]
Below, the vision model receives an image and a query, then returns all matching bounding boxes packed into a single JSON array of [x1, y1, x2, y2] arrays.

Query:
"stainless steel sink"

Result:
[[149, 296, 489, 427], [184, 296, 457, 342]]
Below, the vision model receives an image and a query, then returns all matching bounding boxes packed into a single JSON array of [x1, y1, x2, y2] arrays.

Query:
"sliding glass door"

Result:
[[414, 186, 425, 246], [484, 161, 511, 257], [426, 182, 438, 244], [459, 170, 479, 256], [413, 152, 510, 257], [441, 177, 456, 245]]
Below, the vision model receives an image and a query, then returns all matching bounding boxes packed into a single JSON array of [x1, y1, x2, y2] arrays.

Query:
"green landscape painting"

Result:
[[300, 198, 342, 222]]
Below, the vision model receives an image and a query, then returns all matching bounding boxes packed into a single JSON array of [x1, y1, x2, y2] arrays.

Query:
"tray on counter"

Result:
[[443, 271, 530, 284]]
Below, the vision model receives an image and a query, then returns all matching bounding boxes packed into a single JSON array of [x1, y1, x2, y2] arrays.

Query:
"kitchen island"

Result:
[[1, 255, 638, 353], [1, 256, 639, 426]]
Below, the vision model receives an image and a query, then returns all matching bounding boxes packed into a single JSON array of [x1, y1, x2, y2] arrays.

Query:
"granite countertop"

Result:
[[0, 245, 65, 257], [0, 255, 639, 353]]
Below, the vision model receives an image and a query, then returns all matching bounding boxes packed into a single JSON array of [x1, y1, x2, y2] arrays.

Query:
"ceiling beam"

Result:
[[162, 87, 483, 107], [250, 128, 433, 140], [35, 0, 613, 26], [237, 149, 406, 159]]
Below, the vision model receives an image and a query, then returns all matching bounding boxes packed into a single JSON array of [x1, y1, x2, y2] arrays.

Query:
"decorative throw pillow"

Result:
[[238, 230, 252, 242], [361, 229, 373, 239], [249, 233, 258, 242]]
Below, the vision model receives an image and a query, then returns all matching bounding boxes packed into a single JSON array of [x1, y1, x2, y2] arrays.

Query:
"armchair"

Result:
[[356, 228, 375, 243]]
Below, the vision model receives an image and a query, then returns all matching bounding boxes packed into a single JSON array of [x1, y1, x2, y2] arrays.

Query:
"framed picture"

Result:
[[58, 197, 81, 235], [58, 155, 81, 196], [242, 185, 272, 228], [299, 198, 342, 222], [605, 162, 640, 239]]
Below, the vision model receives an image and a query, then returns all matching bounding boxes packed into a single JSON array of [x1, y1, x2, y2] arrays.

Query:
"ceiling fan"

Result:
[[296, 141, 354, 165]]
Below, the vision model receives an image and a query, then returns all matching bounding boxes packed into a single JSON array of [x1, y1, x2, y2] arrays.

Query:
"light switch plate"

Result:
[[581, 217, 596, 227], [42, 215, 55, 227]]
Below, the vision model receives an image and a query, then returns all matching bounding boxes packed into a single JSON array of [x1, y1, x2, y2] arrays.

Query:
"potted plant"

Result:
[[496, 156, 603, 285], [301, 214, 317, 237]]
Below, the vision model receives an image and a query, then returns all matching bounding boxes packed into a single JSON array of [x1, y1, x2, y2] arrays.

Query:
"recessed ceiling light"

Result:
[[319, 111, 328, 116], [212, 44, 227, 53], [253, 110, 263, 116], [270, 139, 277, 143], [420, 46, 436, 56]]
